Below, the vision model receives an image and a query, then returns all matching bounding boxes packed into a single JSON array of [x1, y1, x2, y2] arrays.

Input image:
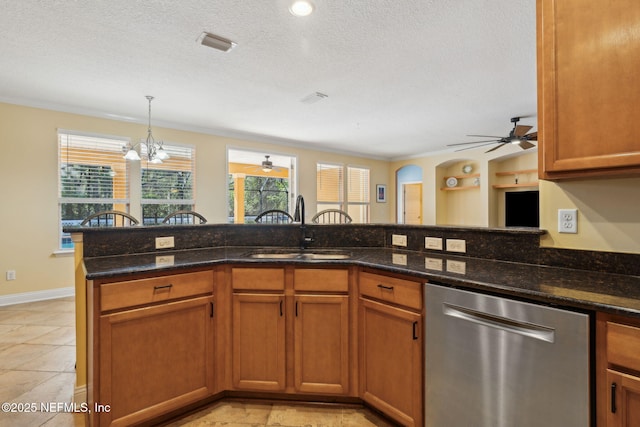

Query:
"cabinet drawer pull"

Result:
[[153, 284, 173, 291], [611, 382, 617, 414], [295, 301, 299, 317], [280, 300, 284, 317], [210, 302, 214, 318], [378, 284, 394, 291], [412, 321, 418, 340]]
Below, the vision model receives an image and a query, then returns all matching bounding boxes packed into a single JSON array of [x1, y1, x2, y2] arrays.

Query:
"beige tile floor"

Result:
[[0, 297, 396, 427]]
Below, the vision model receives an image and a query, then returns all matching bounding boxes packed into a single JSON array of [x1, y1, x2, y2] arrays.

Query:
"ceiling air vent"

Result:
[[199, 32, 236, 52], [300, 92, 328, 104]]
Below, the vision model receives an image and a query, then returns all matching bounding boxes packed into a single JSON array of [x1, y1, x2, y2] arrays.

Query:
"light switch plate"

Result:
[[425, 237, 443, 250], [391, 234, 407, 247], [446, 239, 466, 253]]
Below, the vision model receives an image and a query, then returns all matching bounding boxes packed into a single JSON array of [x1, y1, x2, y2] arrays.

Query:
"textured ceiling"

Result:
[[0, 0, 537, 160]]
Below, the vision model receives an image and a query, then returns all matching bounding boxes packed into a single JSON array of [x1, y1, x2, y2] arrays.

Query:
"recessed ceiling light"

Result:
[[289, 0, 315, 17]]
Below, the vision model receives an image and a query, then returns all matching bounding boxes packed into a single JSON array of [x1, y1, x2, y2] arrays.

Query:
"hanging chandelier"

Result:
[[123, 95, 169, 164]]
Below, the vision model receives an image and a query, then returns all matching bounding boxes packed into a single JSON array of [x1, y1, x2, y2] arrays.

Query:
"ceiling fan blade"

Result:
[[518, 140, 536, 150], [466, 134, 505, 139], [454, 141, 500, 152], [524, 131, 537, 141], [485, 143, 507, 153], [514, 125, 533, 137], [448, 139, 500, 147]]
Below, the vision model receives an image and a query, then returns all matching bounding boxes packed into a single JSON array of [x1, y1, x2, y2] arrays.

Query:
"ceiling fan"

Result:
[[244, 155, 285, 174], [448, 117, 538, 153]]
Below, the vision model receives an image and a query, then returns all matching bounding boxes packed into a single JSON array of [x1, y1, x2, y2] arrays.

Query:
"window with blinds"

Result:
[[317, 163, 344, 211], [316, 163, 370, 223], [141, 143, 195, 224], [347, 166, 370, 223], [58, 131, 130, 248]]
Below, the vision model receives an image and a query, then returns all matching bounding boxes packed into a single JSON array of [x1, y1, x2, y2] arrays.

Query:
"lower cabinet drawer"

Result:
[[294, 268, 349, 292], [359, 271, 422, 311], [101, 270, 214, 312], [607, 321, 640, 372], [232, 267, 285, 291]]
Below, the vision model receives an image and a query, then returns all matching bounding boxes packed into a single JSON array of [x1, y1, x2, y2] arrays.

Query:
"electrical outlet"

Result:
[[391, 234, 407, 247], [155, 236, 175, 249], [446, 239, 466, 253], [425, 237, 443, 250], [558, 209, 578, 234], [6, 270, 16, 281]]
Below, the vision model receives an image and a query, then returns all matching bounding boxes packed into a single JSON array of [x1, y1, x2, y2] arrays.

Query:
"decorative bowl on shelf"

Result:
[[446, 177, 458, 188]]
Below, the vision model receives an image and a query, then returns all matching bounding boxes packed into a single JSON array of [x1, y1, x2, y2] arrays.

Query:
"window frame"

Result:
[[57, 129, 131, 249], [316, 162, 370, 223], [140, 142, 196, 225]]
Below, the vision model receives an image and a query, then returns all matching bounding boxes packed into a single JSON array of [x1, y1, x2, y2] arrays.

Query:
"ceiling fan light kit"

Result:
[[262, 155, 274, 172], [448, 116, 538, 153]]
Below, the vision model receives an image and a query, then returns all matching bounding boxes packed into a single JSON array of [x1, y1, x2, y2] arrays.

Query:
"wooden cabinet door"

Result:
[[607, 370, 640, 427], [537, 0, 640, 179], [294, 294, 349, 395], [232, 293, 286, 391], [359, 298, 422, 427], [99, 296, 215, 427]]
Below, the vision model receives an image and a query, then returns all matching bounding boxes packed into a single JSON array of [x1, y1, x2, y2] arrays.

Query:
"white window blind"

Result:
[[316, 163, 370, 223], [58, 131, 130, 248], [141, 143, 196, 224], [316, 163, 343, 210], [347, 166, 370, 223]]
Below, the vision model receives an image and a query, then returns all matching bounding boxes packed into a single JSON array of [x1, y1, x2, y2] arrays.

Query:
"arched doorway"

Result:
[[396, 165, 423, 224]]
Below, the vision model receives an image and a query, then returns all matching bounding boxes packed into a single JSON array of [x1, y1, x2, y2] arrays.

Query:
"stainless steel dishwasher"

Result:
[[425, 283, 591, 427]]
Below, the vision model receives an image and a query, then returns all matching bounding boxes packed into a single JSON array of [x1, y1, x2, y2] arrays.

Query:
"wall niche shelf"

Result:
[[445, 173, 480, 180], [492, 169, 538, 189], [441, 173, 480, 191], [440, 185, 480, 191]]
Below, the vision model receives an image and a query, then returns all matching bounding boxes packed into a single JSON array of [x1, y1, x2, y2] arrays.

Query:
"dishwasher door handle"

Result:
[[443, 303, 556, 343]]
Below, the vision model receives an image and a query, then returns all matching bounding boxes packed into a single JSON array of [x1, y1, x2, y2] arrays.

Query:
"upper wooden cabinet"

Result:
[[537, 0, 640, 179]]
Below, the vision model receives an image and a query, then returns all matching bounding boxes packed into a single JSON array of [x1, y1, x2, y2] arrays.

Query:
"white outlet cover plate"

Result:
[[425, 237, 443, 250], [558, 209, 578, 234], [155, 236, 175, 249]]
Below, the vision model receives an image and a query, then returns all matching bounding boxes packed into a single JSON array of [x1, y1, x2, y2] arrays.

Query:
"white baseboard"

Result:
[[73, 384, 87, 405], [0, 287, 75, 307]]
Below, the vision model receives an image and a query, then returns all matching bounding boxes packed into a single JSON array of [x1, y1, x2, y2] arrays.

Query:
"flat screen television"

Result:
[[505, 190, 539, 227]]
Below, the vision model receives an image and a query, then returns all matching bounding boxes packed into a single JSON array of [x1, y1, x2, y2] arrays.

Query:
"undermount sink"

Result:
[[245, 249, 351, 260]]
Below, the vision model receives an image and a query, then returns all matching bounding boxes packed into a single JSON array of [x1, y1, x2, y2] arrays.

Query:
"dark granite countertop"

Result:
[[83, 246, 640, 319]]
